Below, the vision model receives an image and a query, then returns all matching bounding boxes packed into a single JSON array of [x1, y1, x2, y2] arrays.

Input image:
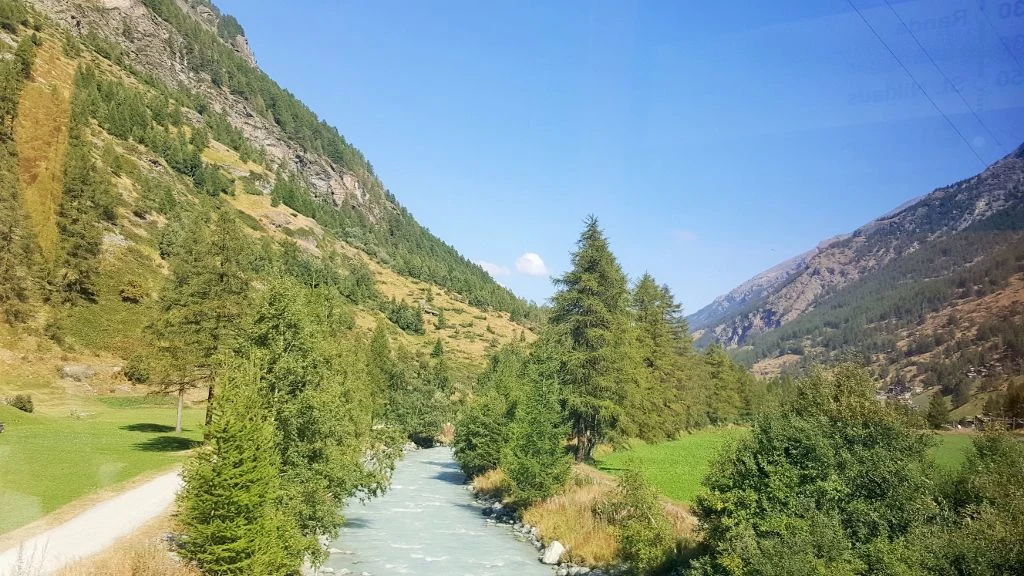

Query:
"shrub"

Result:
[[120, 278, 149, 303], [603, 467, 674, 574], [7, 393, 33, 413], [123, 355, 150, 384]]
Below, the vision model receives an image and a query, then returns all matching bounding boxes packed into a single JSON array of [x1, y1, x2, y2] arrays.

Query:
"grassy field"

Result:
[[0, 399, 203, 535], [597, 429, 979, 504], [595, 428, 749, 504], [932, 432, 975, 470]]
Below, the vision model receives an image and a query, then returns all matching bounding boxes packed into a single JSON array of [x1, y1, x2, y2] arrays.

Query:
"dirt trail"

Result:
[[0, 471, 181, 575]]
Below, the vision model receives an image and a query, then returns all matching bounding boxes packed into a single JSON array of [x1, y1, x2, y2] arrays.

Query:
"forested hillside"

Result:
[[693, 144, 1024, 415], [24, 0, 540, 321], [0, 0, 537, 436]]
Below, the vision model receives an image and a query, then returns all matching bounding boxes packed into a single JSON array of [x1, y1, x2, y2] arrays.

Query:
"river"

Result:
[[322, 447, 554, 576]]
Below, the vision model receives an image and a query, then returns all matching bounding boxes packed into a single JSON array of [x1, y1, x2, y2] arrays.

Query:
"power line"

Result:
[[845, 0, 987, 168], [976, 0, 1024, 74], [883, 0, 1007, 154]]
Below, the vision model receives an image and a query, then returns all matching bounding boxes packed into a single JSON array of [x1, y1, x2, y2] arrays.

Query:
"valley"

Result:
[[0, 1, 1021, 575]]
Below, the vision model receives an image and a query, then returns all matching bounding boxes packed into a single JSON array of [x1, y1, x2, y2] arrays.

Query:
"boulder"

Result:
[[542, 541, 565, 565], [61, 364, 96, 382]]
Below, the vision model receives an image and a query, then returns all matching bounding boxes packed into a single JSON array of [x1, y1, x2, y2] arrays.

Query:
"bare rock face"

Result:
[[230, 33, 256, 66]]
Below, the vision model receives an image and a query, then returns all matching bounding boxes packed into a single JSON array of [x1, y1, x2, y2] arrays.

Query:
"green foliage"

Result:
[[926, 392, 951, 429], [118, 276, 149, 303], [549, 215, 638, 461], [365, 320, 450, 445], [603, 467, 674, 575], [0, 38, 39, 324], [382, 297, 424, 335], [146, 209, 251, 428], [52, 70, 119, 303], [919, 431, 1024, 575], [692, 365, 935, 576], [70, 66, 237, 197], [0, 0, 28, 34], [454, 344, 530, 476], [176, 364, 305, 575], [238, 278, 395, 562], [122, 354, 150, 384], [454, 392, 508, 477], [6, 393, 33, 413], [501, 374, 571, 505]]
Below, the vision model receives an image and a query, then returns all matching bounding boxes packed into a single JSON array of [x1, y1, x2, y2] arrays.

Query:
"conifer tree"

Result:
[[176, 363, 304, 576], [52, 73, 118, 302], [239, 278, 389, 563], [0, 57, 38, 324], [549, 215, 637, 461], [501, 374, 571, 504], [147, 209, 250, 429], [926, 392, 951, 429]]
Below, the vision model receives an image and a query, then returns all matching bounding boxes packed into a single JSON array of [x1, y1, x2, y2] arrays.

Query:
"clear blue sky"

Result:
[[216, 0, 1024, 312]]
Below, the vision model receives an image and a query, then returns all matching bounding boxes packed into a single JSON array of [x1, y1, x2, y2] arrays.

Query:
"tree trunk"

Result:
[[175, 389, 184, 433], [574, 433, 590, 462], [205, 384, 214, 426]]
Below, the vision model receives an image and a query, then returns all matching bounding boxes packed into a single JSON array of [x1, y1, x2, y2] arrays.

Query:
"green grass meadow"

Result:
[[0, 399, 203, 535], [596, 428, 749, 503], [597, 428, 977, 504]]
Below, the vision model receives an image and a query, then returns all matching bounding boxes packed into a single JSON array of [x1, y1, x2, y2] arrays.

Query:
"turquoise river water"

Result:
[[322, 447, 554, 576]]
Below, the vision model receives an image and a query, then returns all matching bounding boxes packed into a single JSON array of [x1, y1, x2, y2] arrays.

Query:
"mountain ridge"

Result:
[[691, 143, 1024, 352]]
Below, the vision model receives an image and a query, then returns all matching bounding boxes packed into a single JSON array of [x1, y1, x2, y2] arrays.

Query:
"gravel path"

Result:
[[0, 471, 181, 575]]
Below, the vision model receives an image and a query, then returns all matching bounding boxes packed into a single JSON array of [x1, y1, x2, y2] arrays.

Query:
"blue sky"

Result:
[[216, 0, 1024, 313]]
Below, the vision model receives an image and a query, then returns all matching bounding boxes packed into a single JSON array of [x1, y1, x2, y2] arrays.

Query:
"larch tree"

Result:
[[147, 209, 251, 430], [549, 215, 638, 461]]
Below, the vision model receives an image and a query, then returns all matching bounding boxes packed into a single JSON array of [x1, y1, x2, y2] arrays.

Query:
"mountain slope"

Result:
[[0, 0, 534, 384], [691, 144, 1024, 407], [24, 0, 537, 320]]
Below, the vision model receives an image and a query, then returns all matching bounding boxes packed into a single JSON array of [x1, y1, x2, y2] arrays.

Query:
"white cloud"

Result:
[[672, 229, 698, 243], [515, 252, 549, 277], [476, 260, 511, 277]]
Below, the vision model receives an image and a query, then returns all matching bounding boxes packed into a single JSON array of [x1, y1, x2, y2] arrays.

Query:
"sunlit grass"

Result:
[[595, 428, 748, 504], [0, 402, 202, 535]]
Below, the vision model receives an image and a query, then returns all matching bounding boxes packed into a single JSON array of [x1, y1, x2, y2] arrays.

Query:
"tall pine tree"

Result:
[[549, 215, 638, 461], [176, 362, 304, 575]]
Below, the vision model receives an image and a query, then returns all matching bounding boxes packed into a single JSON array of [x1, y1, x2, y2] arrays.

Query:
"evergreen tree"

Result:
[[926, 392, 951, 429], [176, 363, 304, 575], [501, 373, 571, 505], [367, 320, 397, 422], [239, 278, 393, 563], [549, 215, 638, 461], [0, 56, 38, 324], [626, 273, 696, 440], [147, 209, 250, 429], [52, 71, 118, 302]]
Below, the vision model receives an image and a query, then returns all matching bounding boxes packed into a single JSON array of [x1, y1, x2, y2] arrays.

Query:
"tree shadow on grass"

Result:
[[121, 423, 177, 433], [134, 436, 202, 452]]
